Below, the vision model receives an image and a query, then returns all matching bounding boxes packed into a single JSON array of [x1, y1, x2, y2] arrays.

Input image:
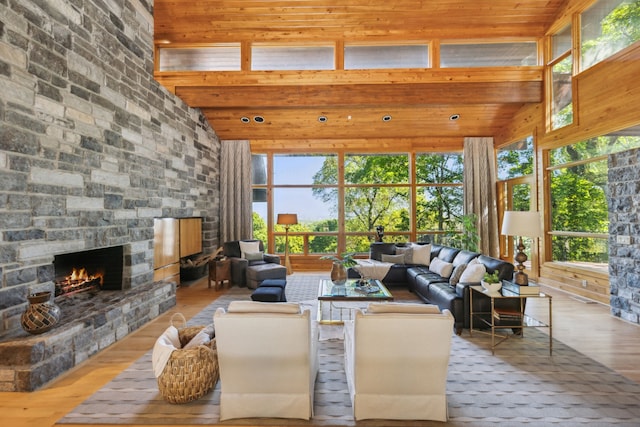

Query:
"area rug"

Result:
[[57, 275, 640, 426]]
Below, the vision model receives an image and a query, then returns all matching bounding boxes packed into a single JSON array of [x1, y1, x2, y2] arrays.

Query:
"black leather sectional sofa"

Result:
[[349, 242, 516, 334]]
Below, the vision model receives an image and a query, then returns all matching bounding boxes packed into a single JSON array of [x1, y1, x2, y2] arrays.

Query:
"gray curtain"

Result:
[[220, 140, 253, 243], [463, 137, 499, 257]]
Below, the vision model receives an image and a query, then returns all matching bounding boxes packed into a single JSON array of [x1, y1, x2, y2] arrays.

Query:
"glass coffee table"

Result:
[[317, 278, 394, 324]]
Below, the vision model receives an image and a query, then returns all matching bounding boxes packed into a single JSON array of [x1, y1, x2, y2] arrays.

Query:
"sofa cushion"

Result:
[[459, 260, 486, 283], [437, 246, 460, 263], [412, 243, 432, 266], [449, 263, 467, 286], [395, 246, 413, 263], [245, 251, 264, 261], [239, 241, 261, 258], [429, 258, 454, 278], [426, 283, 459, 310], [452, 250, 480, 267], [477, 255, 514, 281], [381, 253, 406, 264]]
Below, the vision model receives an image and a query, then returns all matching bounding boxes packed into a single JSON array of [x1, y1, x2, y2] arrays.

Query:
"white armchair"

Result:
[[344, 302, 454, 421], [213, 301, 318, 421]]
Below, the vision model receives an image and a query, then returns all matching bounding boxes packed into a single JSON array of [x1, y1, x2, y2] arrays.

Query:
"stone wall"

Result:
[[608, 148, 640, 324], [0, 0, 220, 337]]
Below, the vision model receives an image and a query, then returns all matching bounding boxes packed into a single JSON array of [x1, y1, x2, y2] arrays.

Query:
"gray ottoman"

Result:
[[246, 263, 287, 289]]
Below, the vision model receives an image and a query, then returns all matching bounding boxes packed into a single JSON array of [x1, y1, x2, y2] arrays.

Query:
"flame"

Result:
[[65, 267, 104, 286]]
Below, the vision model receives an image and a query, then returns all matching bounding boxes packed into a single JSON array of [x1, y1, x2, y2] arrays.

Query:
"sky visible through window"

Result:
[[254, 155, 331, 223]]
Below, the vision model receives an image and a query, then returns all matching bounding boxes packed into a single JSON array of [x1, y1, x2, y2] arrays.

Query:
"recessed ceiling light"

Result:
[[318, 116, 328, 123], [240, 117, 250, 123], [254, 116, 264, 123], [449, 114, 460, 121], [382, 115, 392, 122]]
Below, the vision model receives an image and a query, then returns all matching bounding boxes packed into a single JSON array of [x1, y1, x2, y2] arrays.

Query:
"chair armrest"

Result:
[[263, 253, 281, 264], [229, 257, 249, 285]]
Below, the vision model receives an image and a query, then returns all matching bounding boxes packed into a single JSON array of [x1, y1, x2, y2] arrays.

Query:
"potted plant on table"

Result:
[[320, 252, 356, 285], [481, 271, 502, 293]]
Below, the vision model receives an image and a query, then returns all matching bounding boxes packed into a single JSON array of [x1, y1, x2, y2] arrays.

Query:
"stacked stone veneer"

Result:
[[0, 0, 220, 389], [0, 281, 175, 391], [608, 148, 640, 325]]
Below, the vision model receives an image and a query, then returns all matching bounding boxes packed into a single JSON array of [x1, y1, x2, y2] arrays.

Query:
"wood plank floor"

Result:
[[1, 272, 639, 427]]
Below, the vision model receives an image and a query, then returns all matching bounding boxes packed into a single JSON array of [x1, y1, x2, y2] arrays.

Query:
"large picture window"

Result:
[[415, 153, 463, 243], [547, 130, 640, 269], [252, 151, 465, 256]]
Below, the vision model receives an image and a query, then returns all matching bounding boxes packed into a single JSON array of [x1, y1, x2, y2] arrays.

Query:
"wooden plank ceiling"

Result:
[[154, 0, 566, 142]]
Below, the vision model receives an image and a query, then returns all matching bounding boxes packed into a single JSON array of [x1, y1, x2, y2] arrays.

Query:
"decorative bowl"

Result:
[[481, 280, 502, 293]]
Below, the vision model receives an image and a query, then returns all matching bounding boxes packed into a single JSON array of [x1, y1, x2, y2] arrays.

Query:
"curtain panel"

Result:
[[220, 140, 253, 243], [463, 137, 499, 257]]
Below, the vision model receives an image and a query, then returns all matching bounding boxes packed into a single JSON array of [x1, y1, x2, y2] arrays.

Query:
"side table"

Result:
[[469, 285, 552, 355], [208, 258, 231, 290]]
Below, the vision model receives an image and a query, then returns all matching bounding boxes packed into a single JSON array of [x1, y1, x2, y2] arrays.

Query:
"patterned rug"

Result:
[[56, 275, 640, 426]]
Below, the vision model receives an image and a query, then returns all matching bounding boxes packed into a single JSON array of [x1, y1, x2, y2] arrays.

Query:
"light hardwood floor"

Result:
[[1, 273, 639, 427]]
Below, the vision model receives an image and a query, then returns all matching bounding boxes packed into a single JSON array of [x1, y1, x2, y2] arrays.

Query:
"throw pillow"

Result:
[[395, 246, 413, 263], [429, 258, 454, 278], [367, 302, 441, 314], [381, 253, 406, 264], [239, 241, 260, 258], [244, 251, 264, 261], [459, 263, 487, 283], [449, 263, 468, 286], [412, 243, 432, 266]]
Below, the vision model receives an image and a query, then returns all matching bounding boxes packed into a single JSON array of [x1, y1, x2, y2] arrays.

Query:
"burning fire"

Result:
[[55, 267, 104, 297]]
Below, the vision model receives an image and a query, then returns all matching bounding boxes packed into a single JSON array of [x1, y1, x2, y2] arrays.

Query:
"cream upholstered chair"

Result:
[[213, 301, 318, 421], [344, 302, 454, 421]]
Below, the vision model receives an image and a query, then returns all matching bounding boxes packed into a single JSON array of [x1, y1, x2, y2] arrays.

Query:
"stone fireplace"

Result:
[[54, 246, 124, 296], [0, 0, 221, 391]]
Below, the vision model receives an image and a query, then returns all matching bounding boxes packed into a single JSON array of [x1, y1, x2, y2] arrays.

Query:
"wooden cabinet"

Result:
[[179, 217, 202, 257], [153, 218, 180, 282], [154, 217, 204, 284]]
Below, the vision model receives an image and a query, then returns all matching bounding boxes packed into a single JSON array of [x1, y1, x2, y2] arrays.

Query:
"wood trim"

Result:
[[155, 68, 543, 87]]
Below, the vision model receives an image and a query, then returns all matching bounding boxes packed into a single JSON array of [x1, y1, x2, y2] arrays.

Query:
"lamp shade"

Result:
[[277, 213, 298, 226], [501, 211, 542, 238]]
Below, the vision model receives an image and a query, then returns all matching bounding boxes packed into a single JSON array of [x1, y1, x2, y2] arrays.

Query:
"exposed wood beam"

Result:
[[176, 81, 541, 108]]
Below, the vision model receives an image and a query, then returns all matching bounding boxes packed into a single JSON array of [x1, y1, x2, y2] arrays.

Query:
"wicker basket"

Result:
[[157, 313, 219, 404]]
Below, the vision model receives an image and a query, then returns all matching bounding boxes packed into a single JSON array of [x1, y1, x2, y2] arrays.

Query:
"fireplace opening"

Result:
[[54, 246, 124, 297]]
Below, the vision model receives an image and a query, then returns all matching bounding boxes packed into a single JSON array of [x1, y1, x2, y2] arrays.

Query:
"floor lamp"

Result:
[[277, 213, 298, 275], [501, 211, 542, 285]]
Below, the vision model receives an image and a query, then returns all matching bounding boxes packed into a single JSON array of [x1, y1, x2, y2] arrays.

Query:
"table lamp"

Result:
[[277, 213, 298, 274], [501, 211, 542, 285]]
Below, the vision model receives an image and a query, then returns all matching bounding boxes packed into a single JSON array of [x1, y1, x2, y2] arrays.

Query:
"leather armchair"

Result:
[[222, 239, 281, 287]]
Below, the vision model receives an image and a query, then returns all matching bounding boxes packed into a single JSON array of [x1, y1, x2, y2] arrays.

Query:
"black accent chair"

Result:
[[222, 239, 284, 288]]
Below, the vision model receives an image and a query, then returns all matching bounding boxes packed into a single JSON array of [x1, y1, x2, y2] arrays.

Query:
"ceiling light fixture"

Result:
[[318, 116, 328, 123], [449, 114, 460, 121], [382, 115, 392, 122], [240, 117, 250, 123], [253, 116, 264, 123]]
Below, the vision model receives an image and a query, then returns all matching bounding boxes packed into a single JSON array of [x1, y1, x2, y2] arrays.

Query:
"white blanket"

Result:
[[353, 259, 393, 280], [151, 325, 180, 378]]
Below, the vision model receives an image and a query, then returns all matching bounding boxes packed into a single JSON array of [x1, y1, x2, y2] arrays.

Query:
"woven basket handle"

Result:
[[170, 312, 187, 329]]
